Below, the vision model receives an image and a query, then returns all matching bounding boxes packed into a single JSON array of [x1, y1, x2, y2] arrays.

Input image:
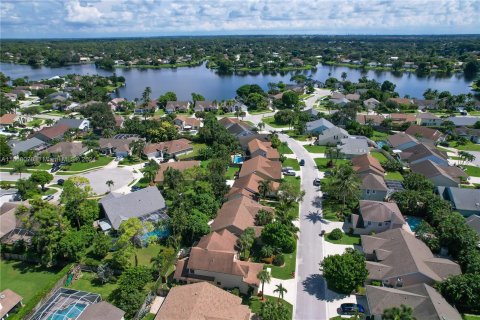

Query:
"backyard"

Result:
[[270, 249, 296, 279], [385, 171, 404, 181], [69, 271, 118, 300], [370, 151, 388, 162], [225, 166, 239, 179], [177, 143, 207, 160], [464, 165, 480, 177]]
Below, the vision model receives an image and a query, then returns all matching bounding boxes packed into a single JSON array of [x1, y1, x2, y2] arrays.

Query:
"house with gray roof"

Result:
[[447, 116, 480, 127], [366, 284, 462, 320], [399, 143, 448, 166], [411, 160, 467, 187], [363, 98, 380, 110], [466, 215, 480, 237], [338, 137, 369, 159], [358, 173, 388, 201], [56, 118, 90, 131], [361, 229, 461, 287], [454, 126, 480, 144], [351, 200, 405, 235], [8, 137, 46, 156], [316, 126, 350, 146], [305, 118, 334, 134], [387, 132, 419, 151], [99, 186, 167, 231], [437, 186, 480, 217]]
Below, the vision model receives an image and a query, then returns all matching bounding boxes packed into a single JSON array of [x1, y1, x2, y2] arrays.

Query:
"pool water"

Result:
[[48, 303, 87, 320], [405, 216, 423, 232], [377, 141, 386, 148], [140, 228, 171, 242], [232, 155, 244, 164]]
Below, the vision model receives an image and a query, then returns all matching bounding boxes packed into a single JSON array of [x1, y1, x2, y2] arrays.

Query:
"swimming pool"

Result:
[[377, 141, 387, 148], [405, 216, 423, 232], [232, 154, 244, 164], [48, 303, 87, 320], [140, 228, 171, 243]]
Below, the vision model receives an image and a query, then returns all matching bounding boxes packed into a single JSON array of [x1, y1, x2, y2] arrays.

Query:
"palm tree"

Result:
[[143, 166, 158, 185], [258, 180, 272, 200], [257, 269, 271, 300], [258, 121, 265, 131], [106, 180, 114, 192], [341, 72, 347, 81], [327, 164, 360, 213], [273, 283, 287, 301], [10, 160, 27, 179], [382, 305, 416, 320], [45, 119, 54, 126]]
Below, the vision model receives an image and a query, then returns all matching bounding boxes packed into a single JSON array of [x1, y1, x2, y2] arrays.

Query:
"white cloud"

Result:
[[65, 0, 102, 24]]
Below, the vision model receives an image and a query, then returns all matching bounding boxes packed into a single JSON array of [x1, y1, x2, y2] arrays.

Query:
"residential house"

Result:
[[399, 143, 448, 166], [32, 124, 70, 143], [98, 137, 138, 158], [155, 282, 250, 320], [194, 101, 218, 112], [143, 138, 193, 159], [77, 301, 125, 320], [0, 114, 19, 130], [174, 229, 263, 294], [114, 115, 124, 129], [302, 108, 319, 119], [366, 284, 462, 320], [134, 100, 158, 114], [454, 127, 480, 143], [411, 160, 467, 187], [413, 99, 440, 110], [0, 289, 23, 319], [389, 113, 417, 126], [108, 98, 126, 111], [237, 134, 270, 151], [45, 141, 88, 158], [356, 114, 385, 126], [11, 89, 31, 98], [218, 117, 254, 137], [437, 187, 480, 217], [210, 196, 272, 236], [345, 93, 360, 101], [387, 132, 419, 151], [446, 116, 480, 127], [247, 139, 280, 160], [405, 125, 444, 143], [305, 118, 335, 134], [316, 126, 350, 146], [153, 160, 200, 184], [238, 156, 282, 181], [351, 200, 405, 234], [165, 101, 190, 113], [8, 137, 46, 156], [465, 215, 480, 237], [358, 173, 389, 201], [352, 154, 385, 176], [361, 228, 461, 287], [0, 202, 23, 240], [56, 118, 90, 131], [227, 172, 280, 201], [173, 115, 201, 131], [98, 186, 167, 231], [416, 112, 443, 127], [46, 92, 70, 103], [338, 137, 369, 159], [363, 98, 380, 110]]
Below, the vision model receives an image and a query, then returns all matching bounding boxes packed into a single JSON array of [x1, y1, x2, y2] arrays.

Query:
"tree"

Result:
[[324, 164, 360, 213], [281, 91, 299, 109], [341, 72, 347, 81], [92, 232, 112, 258], [96, 263, 113, 284], [260, 299, 290, 320], [320, 248, 368, 294], [258, 180, 272, 200], [191, 92, 205, 102], [381, 80, 396, 92], [105, 179, 114, 191], [273, 283, 287, 301], [157, 91, 177, 108], [118, 218, 153, 265], [436, 273, 480, 313], [402, 172, 434, 192], [10, 160, 27, 179], [30, 171, 54, 191], [0, 136, 12, 164], [237, 227, 255, 260], [458, 151, 475, 165], [261, 222, 296, 253], [255, 209, 274, 226], [256, 270, 271, 301], [142, 86, 152, 106], [60, 177, 98, 229], [245, 92, 268, 110], [151, 246, 176, 282], [382, 305, 416, 320]]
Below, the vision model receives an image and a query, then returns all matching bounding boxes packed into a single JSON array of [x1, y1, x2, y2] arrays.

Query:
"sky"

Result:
[[1, 0, 479, 39]]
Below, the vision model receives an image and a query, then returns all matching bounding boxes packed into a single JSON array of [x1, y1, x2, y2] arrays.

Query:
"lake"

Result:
[[0, 62, 474, 101]]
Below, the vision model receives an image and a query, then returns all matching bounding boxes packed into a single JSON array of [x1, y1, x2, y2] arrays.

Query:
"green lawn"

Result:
[[321, 200, 345, 222], [304, 145, 327, 153], [283, 176, 301, 192], [370, 151, 388, 162], [385, 171, 404, 181], [454, 141, 480, 152], [105, 243, 164, 267], [249, 295, 293, 319], [282, 158, 300, 170], [285, 130, 309, 141], [66, 156, 113, 171], [463, 315, 480, 320], [119, 156, 144, 165], [0, 260, 64, 306], [154, 109, 165, 116], [325, 232, 361, 245], [225, 166, 239, 179], [270, 249, 296, 279], [262, 116, 289, 128], [464, 165, 480, 177], [277, 143, 293, 155], [69, 272, 118, 300], [314, 158, 349, 170], [249, 109, 273, 115], [450, 156, 462, 160], [371, 130, 390, 141], [177, 143, 207, 160], [0, 162, 51, 170]]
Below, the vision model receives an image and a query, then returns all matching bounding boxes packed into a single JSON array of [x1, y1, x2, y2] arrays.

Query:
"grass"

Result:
[[325, 232, 361, 245], [154, 109, 165, 116], [0, 162, 51, 170], [105, 243, 164, 267], [225, 166, 239, 179], [314, 158, 349, 170], [282, 158, 300, 170], [248, 109, 272, 115], [177, 142, 206, 160], [370, 151, 388, 162], [285, 130, 310, 141], [371, 130, 390, 141], [41, 188, 57, 196], [283, 175, 301, 193], [249, 295, 293, 319], [463, 315, 480, 320], [262, 116, 289, 128], [270, 249, 296, 279], [385, 171, 404, 181], [66, 156, 113, 171], [304, 145, 327, 153], [321, 200, 344, 222], [454, 141, 480, 152], [69, 272, 118, 301], [0, 260, 63, 306], [277, 143, 293, 154], [464, 165, 480, 177], [119, 156, 144, 165], [450, 156, 462, 160]]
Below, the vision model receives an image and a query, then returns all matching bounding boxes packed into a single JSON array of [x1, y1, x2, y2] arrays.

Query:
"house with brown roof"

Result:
[[366, 284, 462, 320], [166, 101, 191, 113], [238, 156, 282, 181], [247, 139, 280, 161], [0, 289, 23, 319], [173, 115, 201, 131], [388, 98, 413, 106], [98, 137, 138, 158], [351, 200, 405, 235], [399, 143, 448, 166], [113, 115, 124, 128], [411, 160, 468, 187], [356, 114, 385, 126], [227, 172, 280, 201], [143, 139, 193, 159], [413, 99, 440, 110], [155, 282, 250, 320], [361, 229, 461, 287], [32, 124, 70, 143], [194, 101, 218, 112], [363, 98, 381, 110], [108, 97, 126, 111], [134, 99, 158, 114], [210, 196, 273, 236], [0, 113, 18, 129], [389, 113, 417, 125], [174, 229, 263, 294], [405, 125, 444, 143], [415, 112, 444, 127], [77, 301, 125, 320], [153, 160, 200, 184], [352, 154, 385, 176], [218, 117, 254, 137], [358, 173, 389, 201], [454, 126, 480, 144], [44, 141, 88, 158]]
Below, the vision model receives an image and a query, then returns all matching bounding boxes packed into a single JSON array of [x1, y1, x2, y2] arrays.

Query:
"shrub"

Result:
[[230, 288, 240, 296], [273, 254, 285, 266], [329, 228, 343, 240]]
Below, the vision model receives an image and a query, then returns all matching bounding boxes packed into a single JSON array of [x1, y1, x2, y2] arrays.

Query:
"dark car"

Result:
[[131, 186, 142, 192], [50, 165, 60, 173], [283, 170, 296, 176], [299, 159, 305, 166], [313, 178, 321, 186], [340, 303, 365, 315], [57, 179, 65, 186]]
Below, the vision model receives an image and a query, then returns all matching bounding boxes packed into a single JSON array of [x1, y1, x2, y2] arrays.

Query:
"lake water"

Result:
[[0, 62, 474, 101]]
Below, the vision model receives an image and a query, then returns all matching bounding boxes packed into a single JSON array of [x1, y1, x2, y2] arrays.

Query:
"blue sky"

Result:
[[1, 0, 479, 39]]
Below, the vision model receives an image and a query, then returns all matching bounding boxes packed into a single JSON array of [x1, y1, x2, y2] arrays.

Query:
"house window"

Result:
[[366, 190, 370, 194], [378, 222, 383, 226], [372, 190, 376, 194], [367, 221, 371, 226], [217, 282, 222, 286]]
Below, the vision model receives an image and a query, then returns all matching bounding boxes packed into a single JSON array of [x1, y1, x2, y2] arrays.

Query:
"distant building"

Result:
[[447, 116, 480, 127], [165, 101, 190, 113], [405, 125, 444, 143], [338, 137, 369, 159], [0, 289, 23, 319], [387, 132, 419, 151], [363, 98, 380, 110], [305, 118, 334, 134], [415, 112, 443, 127], [399, 143, 448, 166], [56, 118, 90, 131], [316, 126, 350, 146], [143, 138, 193, 159], [247, 138, 280, 161]]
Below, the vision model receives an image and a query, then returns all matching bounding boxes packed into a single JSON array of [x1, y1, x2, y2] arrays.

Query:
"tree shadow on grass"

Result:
[[9, 260, 61, 275]]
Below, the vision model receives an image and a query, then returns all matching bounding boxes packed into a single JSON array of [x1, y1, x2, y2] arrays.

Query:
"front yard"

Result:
[[314, 158, 350, 170], [282, 158, 300, 170], [464, 165, 480, 177], [262, 116, 288, 128], [248, 295, 293, 319], [304, 145, 327, 153], [277, 143, 293, 155], [453, 141, 480, 152], [65, 156, 113, 172], [270, 249, 296, 280], [325, 232, 361, 245]]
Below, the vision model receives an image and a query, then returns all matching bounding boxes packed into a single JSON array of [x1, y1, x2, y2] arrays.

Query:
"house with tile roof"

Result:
[[358, 173, 389, 201], [0, 289, 23, 319], [361, 229, 461, 287], [352, 154, 385, 176], [32, 124, 70, 143], [44, 141, 88, 158], [415, 112, 444, 127], [387, 132, 419, 151], [356, 114, 385, 126], [98, 137, 139, 158], [143, 139, 193, 159], [218, 117, 255, 137], [165, 101, 191, 114], [363, 98, 380, 110], [238, 156, 282, 181], [77, 301, 125, 320], [405, 125, 444, 143], [247, 139, 280, 161], [226, 172, 280, 201], [411, 160, 468, 187], [173, 115, 201, 131], [351, 200, 405, 235], [155, 282, 250, 320], [437, 186, 480, 217], [153, 160, 200, 184], [399, 143, 448, 166], [389, 113, 417, 125], [194, 101, 218, 112]]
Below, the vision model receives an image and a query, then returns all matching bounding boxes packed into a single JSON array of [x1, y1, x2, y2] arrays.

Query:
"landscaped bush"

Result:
[[230, 288, 240, 296], [329, 228, 343, 240], [273, 254, 285, 266]]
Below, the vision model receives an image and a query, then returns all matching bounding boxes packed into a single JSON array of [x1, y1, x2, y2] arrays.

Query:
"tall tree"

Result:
[[382, 305, 416, 320], [273, 283, 287, 300], [257, 269, 271, 300]]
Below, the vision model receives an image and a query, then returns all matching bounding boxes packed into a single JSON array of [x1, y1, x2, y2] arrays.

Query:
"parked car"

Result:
[[131, 186, 142, 192], [42, 194, 54, 201], [57, 179, 65, 186], [283, 170, 296, 176], [282, 167, 294, 173], [313, 178, 321, 186], [50, 164, 60, 173], [322, 192, 329, 199], [299, 159, 305, 166], [340, 303, 365, 315]]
